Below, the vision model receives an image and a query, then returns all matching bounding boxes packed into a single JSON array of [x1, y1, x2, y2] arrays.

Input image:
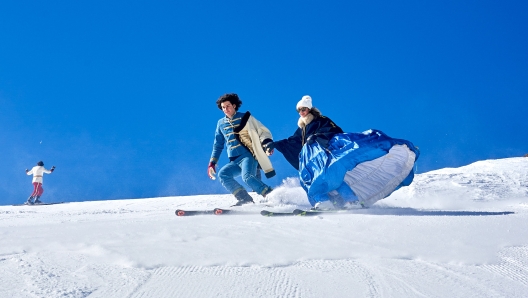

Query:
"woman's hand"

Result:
[[264, 141, 275, 156]]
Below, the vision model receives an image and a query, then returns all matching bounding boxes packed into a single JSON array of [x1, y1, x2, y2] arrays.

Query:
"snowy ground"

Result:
[[1, 157, 527, 298]]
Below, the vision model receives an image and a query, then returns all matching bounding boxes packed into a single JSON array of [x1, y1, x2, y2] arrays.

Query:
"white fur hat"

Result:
[[296, 95, 312, 110]]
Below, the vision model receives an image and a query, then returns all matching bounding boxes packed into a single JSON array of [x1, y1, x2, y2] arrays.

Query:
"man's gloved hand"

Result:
[[264, 141, 275, 155], [207, 162, 216, 180], [25, 169, 29, 173], [50, 166, 56, 172]]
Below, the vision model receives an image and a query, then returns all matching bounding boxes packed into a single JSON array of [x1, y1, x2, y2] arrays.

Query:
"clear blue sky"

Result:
[[1, 1, 527, 205]]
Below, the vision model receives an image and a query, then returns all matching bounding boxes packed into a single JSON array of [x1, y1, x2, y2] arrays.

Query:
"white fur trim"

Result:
[[297, 113, 314, 128]]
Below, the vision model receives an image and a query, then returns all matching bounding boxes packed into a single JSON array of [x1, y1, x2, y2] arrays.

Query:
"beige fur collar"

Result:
[[298, 113, 314, 128]]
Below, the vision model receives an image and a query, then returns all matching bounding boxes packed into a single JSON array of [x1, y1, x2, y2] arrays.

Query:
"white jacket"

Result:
[[27, 166, 52, 184], [235, 112, 276, 178]]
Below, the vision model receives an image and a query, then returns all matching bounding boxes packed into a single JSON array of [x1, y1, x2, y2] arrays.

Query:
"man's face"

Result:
[[221, 101, 237, 118]]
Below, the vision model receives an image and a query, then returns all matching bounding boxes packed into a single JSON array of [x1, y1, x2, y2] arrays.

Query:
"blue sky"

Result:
[[1, 1, 527, 205]]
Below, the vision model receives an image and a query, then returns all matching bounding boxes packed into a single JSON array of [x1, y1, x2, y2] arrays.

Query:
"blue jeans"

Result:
[[218, 151, 270, 195]]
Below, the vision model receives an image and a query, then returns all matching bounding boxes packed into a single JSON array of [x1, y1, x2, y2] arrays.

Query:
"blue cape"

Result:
[[299, 129, 420, 206]]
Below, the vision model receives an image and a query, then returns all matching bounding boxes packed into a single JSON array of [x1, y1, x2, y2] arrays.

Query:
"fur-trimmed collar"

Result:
[[298, 113, 314, 128]]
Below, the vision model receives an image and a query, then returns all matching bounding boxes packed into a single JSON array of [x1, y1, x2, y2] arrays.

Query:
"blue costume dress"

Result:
[[275, 115, 419, 207]]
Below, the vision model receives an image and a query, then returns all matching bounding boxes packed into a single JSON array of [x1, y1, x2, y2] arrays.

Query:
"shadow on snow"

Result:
[[360, 207, 514, 216]]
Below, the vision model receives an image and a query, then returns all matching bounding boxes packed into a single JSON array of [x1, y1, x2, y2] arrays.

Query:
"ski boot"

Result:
[[231, 189, 254, 206], [312, 200, 338, 210], [24, 196, 35, 205], [311, 191, 345, 210], [33, 196, 42, 204], [328, 191, 346, 209], [342, 200, 365, 209], [261, 186, 273, 198]]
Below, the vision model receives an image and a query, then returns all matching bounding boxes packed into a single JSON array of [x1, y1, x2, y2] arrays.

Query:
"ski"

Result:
[[175, 208, 233, 216], [260, 210, 297, 217], [13, 202, 64, 206], [293, 208, 367, 215], [261, 208, 367, 217], [175, 209, 214, 216], [292, 209, 327, 216], [260, 209, 326, 216]]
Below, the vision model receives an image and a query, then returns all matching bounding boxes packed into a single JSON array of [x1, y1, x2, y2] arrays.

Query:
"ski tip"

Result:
[[292, 209, 307, 216], [175, 209, 186, 216], [260, 210, 272, 216]]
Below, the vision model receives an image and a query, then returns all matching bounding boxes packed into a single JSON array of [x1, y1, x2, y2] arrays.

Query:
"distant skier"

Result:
[[25, 161, 55, 205], [208, 93, 275, 206]]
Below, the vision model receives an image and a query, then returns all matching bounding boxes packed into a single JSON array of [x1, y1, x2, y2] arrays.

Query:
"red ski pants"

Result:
[[30, 182, 44, 197]]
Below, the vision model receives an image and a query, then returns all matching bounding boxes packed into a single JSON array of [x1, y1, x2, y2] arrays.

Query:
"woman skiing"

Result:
[[25, 161, 55, 205], [265, 95, 420, 210]]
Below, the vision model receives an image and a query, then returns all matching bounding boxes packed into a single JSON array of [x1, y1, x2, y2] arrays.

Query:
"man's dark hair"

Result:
[[37, 161, 44, 166], [216, 93, 242, 111]]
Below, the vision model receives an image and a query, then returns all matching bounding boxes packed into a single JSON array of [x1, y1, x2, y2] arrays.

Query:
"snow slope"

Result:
[[1, 158, 527, 297]]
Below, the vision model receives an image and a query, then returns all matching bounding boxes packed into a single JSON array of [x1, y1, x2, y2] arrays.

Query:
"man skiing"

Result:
[[208, 93, 275, 206], [25, 161, 55, 205]]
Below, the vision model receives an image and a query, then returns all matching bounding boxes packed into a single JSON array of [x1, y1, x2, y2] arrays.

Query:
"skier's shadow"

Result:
[[358, 207, 514, 216]]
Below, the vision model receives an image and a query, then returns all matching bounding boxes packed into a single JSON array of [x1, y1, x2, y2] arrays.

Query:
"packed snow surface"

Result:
[[1, 157, 527, 297]]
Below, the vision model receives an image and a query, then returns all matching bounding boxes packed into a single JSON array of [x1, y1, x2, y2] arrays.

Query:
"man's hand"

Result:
[[50, 166, 56, 172], [25, 169, 29, 173], [264, 141, 275, 156], [207, 162, 216, 180]]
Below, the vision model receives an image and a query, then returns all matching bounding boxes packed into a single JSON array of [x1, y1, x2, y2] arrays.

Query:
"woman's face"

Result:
[[298, 107, 310, 118]]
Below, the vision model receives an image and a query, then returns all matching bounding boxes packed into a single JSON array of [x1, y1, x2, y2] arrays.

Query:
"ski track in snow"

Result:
[[1, 157, 528, 297], [481, 246, 528, 287], [3, 253, 528, 297]]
